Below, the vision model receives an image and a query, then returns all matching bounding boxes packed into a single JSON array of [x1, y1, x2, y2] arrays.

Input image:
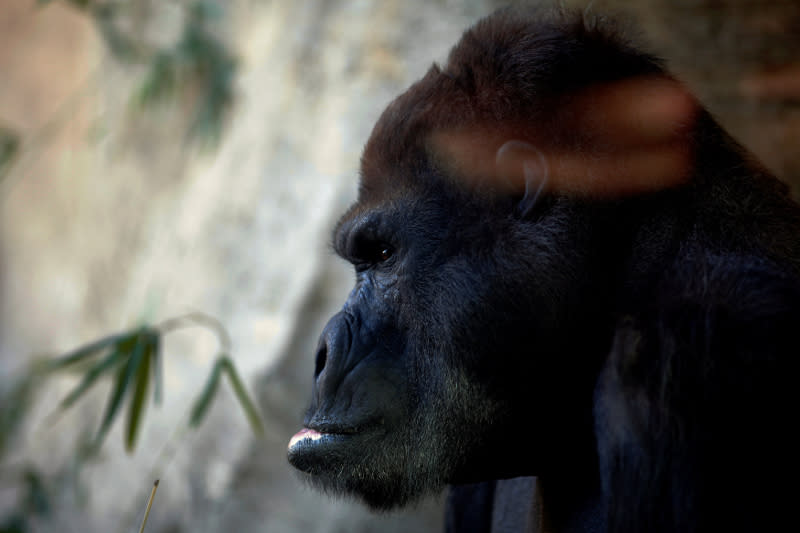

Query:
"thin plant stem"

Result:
[[157, 312, 232, 353], [137, 479, 160, 533]]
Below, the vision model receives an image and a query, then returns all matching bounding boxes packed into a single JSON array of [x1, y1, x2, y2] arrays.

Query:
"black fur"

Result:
[[288, 6, 800, 532]]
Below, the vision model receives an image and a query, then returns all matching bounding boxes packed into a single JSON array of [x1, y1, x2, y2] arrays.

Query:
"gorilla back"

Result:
[[287, 6, 800, 532]]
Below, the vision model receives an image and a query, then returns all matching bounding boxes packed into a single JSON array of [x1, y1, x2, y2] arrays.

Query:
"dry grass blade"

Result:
[[137, 479, 160, 533]]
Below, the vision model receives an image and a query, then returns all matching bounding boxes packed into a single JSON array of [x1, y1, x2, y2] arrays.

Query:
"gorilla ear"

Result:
[[495, 140, 549, 217]]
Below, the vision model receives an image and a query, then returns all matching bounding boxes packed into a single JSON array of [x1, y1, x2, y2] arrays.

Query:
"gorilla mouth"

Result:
[[288, 427, 329, 448], [288, 426, 359, 449], [288, 426, 348, 450], [287, 425, 375, 474]]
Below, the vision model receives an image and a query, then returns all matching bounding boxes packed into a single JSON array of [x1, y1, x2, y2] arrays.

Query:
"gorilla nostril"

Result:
[[314, 343, 328, 379]]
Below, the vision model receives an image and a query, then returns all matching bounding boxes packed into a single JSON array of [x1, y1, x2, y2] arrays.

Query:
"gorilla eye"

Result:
[[351, 240, 394, 271], [366, 242, 394, 267]]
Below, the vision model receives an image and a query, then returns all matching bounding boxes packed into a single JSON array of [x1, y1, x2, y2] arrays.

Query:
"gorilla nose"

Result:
[[314, 339, 328, 379], [314, 312, 352, 384]]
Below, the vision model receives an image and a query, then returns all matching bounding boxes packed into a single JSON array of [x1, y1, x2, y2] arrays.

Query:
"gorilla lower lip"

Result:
[[287, 428, 360, 474], [288, 428, 323, 449]]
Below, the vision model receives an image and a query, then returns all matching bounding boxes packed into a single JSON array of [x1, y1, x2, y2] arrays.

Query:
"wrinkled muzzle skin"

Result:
[[288, 308, 414, 507], [287, 261, 467, 507]]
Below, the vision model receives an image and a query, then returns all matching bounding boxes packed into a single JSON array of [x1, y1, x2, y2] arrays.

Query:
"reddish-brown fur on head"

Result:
[[360, 7, 698, 202]]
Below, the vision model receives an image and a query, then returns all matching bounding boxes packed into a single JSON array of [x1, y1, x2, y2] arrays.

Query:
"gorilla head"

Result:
[[287, 6, 798, 531]]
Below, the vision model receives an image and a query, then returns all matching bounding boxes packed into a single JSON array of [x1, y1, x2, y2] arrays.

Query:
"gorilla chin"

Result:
[[288, 424, 448, 510]]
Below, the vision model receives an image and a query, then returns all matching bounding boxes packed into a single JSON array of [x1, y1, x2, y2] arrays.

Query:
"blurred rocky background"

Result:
[[0, 1, 797, 532]]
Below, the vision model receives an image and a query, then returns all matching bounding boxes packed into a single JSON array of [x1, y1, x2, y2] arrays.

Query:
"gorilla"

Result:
[[288, 6, 799, 532]]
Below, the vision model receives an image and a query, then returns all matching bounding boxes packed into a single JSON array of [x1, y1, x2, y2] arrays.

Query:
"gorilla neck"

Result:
[[454, 430, 603, 532], [451, 324, 609, 527], [487, 476, 604, 533], [538, 475, 605, 533], [451, 370, 603, 497], [536, 410, 603, 531]]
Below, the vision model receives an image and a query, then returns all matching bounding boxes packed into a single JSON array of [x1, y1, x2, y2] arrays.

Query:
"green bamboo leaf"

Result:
[[0, 372, 37, 458], [188, 357, 224, 428], [22, 468, 50, 516], [66, 0, 92, 9], [125, 337, 153, 453], [58, 347, 128, 410], [45, 332, 129, 372], [92, 3, 138, 62], [191, 0, 224, 22], [0, 127, 19, 180], [94, 329, 154, 447], [151, 334, 163, 406], [220, 357, 264, 437], [137, 52, 177, 107]]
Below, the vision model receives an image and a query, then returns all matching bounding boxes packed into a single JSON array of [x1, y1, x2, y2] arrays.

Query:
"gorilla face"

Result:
[[287, 172, 607, 508]]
